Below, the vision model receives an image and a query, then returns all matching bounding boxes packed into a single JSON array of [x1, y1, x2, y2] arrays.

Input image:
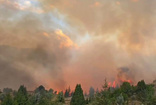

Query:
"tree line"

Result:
[[0, 80, 156, 105]]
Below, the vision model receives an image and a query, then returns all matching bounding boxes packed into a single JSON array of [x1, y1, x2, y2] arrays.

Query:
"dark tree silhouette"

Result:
[[70, 84, 85, 105]]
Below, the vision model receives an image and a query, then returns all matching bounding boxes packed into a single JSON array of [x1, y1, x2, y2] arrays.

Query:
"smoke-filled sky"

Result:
[[0, 0, 156, 92]]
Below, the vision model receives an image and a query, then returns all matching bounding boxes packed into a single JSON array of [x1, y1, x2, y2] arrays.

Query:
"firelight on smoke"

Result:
[[108, 79, 133, 88], [108, 67, 134, 88]]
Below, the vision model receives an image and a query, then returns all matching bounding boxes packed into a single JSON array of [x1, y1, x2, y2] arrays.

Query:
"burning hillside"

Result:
[[108, 67, 134, 88]]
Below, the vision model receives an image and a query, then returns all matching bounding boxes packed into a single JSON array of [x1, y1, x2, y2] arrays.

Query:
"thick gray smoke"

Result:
[[0, 0, 156, 92], [0, 1, 76, 90]]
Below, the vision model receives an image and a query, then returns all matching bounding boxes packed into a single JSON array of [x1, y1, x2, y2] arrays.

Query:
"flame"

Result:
[[55, 29, 78, 49], [108, 81, 116, 88], [108, 82, 111, 87], [112, 81, 116, 88], [120, 79, 133, 84], [108, 79, 133, 88]]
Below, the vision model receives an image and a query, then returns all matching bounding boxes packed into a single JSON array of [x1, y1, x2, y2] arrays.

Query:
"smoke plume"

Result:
[[0, 0, 156, 91]]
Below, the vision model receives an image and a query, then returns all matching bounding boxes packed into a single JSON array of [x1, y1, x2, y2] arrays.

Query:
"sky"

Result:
[[0, 0, 156, 92]]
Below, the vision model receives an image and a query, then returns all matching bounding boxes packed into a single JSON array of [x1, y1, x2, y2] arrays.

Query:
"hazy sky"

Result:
[[0, 0, 156, 92]]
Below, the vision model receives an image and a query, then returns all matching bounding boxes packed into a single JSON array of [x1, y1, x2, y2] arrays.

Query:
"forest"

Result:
[[0, 80, 156, 105], [1, 0, 156, 105]]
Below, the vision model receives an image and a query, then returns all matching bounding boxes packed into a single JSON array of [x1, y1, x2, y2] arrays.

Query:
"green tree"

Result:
[[136, 80, 148, 102], [85, 98, 89, 104], [120, 82, 132, 97], [102, 79, 108, 90], [89, 87, 95, 102], [116, 93, 124, 105], [70, 84, 85, 105], [96, 88, 99, 94], [0, 93, 5, 101], [47, 89, 54, 100], [35, 85, 46, 94], [89, 87, 95, 98], [136, 80, 146, 91], [57, 91, 65, 103], [14, 85, 28, 105], [136, 80, 155, 103], [71, 91, 74, 97], [48, 88, 54, 94], [64, 86, 71, 97], [1, 94, 14, 105], [26, 95, 37, 105], [3, 88, 13, 94], [92, 79, 115, 105], [149, 97, 156, 105], [38, 97, 50, 105]]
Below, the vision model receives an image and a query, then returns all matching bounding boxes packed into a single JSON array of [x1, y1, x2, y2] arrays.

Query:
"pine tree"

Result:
[[38, 97, 50, 105], [64, 86, 71, 97], [70, 84, 85, 105], [14, 85, 28, 105], [35, 85, 46, 95], [57, 91, 65, 103], [1, 94, 14, 105], [89, 87, 95, 98]]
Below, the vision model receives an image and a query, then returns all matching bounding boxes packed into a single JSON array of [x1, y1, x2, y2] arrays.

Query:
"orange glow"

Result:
[[43, 32, 50, 37], [50, 4, 55, 8], [108, 82, 112, 87], [112, 81, 116, 88], [108, 79, 133, 88], [131, 0, 139, 2], [95, 2, 100, 6], [108, 81, 116, 88], [55, 29, 78, 49], [108, 77, 133, 88], [120, 79, 133, 84], [116, 1, 120, 5], [90, 2, 101, 7]]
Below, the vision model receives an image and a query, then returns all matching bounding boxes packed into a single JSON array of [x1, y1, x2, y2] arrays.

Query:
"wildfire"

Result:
[[120, 79, 133, 84], [108, 67, 134, 88], [108, 79, 133, 88]]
